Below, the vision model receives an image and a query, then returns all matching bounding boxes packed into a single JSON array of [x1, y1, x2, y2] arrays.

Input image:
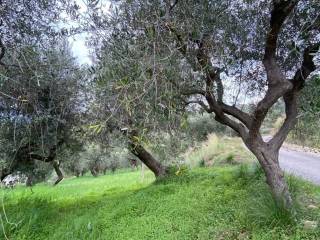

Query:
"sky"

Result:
[[68, 0, 91, 65], [69, 33, 91, 65], [69, 0, 110, 65]]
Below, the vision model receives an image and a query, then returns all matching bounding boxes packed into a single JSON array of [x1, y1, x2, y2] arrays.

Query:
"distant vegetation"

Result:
[[289, 77, 320, 149]]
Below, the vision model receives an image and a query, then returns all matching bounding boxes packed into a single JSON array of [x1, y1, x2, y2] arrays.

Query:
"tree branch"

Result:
[[0, 38, 5, 66], [292, 43, 320, 90], [185, 99, 211, 113], [181, 89, 206, 96], [264, 0, 299, 60], [168, 24, 251, 137], [270, 43, 320, 148], [29, 140, 64, 163], [169, 0, 179, 12], [250, 1, 298, 139], [220, 103, 252, 128]]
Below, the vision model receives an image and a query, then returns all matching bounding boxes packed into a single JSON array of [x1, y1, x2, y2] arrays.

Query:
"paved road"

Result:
[[279, 148, 320, 185]]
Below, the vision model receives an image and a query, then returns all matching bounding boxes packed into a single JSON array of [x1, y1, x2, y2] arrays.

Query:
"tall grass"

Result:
[[185, 134, 220, 167], [185, 134, 254, 167]]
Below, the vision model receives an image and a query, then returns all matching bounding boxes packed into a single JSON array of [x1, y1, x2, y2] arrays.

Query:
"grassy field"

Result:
[[1, 165, 320, 240]]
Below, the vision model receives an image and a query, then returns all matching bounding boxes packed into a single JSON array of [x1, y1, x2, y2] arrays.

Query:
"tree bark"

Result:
[[248, 143, 293, 209], [53, 161, 63, 185], [90, 167, 98, 177], [129, 143, 168, 178], [128, 133, 168, 178]]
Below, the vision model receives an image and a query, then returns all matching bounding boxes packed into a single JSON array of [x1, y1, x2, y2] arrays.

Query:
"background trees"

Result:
[[289, 76, 320, 147], [0, 40, 84, 184], [0, 0, 87, 184], [85, 6, 187, 177]]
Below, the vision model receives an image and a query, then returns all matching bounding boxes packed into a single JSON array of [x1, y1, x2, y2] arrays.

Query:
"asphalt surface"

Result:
[[279, 148, 320, 185]]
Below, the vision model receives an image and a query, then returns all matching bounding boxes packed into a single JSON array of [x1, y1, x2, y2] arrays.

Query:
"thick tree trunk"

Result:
[[265, 162, 293, 209], [127, 130, 168, 178], [90, 167, 98, 177], [53, 161, 63, 185], [129, 141, 168, 178], [26, 174, 34, 187], [249, 145, 293, 209]]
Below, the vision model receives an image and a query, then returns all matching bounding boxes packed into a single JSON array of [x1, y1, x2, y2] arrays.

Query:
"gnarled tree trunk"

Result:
[[129, 131, 168, 178], [29, 140, 64, 185], [171, 0, 320, 211], [53, 161, 63, 185], [248, 143, 293, 208]]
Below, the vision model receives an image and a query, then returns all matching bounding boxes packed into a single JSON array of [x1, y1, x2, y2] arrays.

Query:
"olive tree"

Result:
[[0, 41, 84, 185], [85, 3, 185, 177], [0, 0, 85, 185], [90, 0, 319, 209]]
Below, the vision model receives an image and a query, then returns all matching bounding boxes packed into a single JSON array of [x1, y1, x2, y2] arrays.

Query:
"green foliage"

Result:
[[289, 76, 320, 148], [234, 163, 251, 181], [1, 167, 319, 240], [185, 113, 230, 141], [225, 153, 235, 164], [148, 131, 189, 166], [0, 40, 85, 179]]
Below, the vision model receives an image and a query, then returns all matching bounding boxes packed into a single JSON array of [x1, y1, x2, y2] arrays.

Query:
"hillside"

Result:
[[1, 166, 320, 240]]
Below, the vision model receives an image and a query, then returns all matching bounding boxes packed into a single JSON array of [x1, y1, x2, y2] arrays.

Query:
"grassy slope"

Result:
[[1, 166, 320, 240]]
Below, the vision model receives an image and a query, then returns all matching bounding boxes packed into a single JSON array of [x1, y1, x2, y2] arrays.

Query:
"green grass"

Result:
[[0, 166, 320, 240]]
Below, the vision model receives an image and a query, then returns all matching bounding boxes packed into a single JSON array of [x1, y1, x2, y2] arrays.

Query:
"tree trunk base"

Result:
[[53, 161, 64, 186]]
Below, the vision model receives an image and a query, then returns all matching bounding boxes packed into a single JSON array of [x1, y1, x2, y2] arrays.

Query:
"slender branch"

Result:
[[0, 38, 5, 66], [169, 0, 179, 12], [181, 89, 206, 96], [185, 99, 211, 113]]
